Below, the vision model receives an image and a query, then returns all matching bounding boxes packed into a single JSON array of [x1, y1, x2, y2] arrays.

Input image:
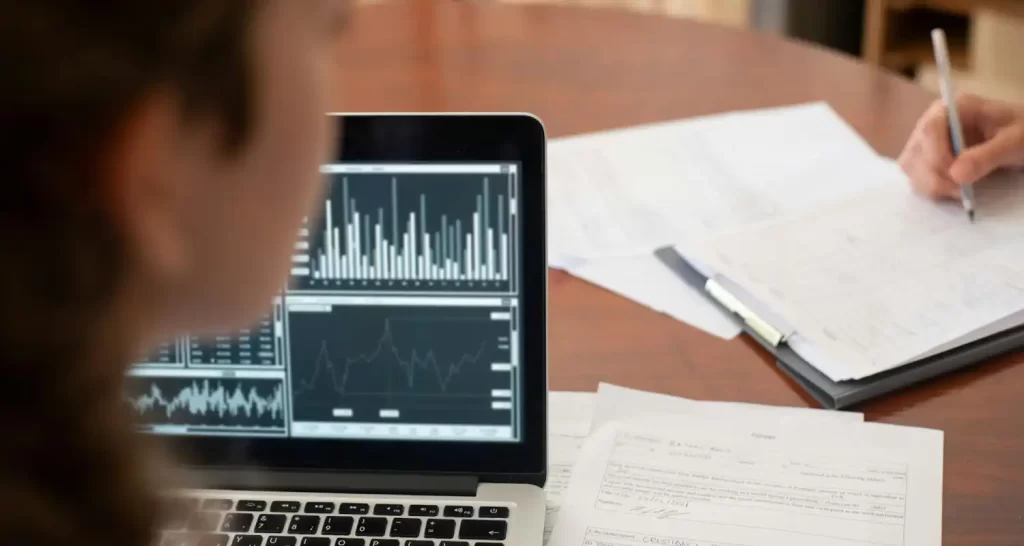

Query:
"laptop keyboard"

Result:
[[161, 496, 512, 546]]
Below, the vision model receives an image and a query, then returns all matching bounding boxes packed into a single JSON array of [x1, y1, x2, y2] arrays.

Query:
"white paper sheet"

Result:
[[549, 415, 943, 546], [546, 102, 888, 262], [569, 255, 741, 340], [700, 170, 1024, 380], [593, 383, 862, 429], [546, 391, 597, 544]]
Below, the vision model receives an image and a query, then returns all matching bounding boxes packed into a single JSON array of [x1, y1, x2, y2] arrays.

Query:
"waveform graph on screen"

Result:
[[288, 301, 516, 426], [125, 374, 287, 432], [290, 168, 517, 294]]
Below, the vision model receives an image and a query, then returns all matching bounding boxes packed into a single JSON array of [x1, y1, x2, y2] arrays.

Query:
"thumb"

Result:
[[949, 126, 1024, 184]]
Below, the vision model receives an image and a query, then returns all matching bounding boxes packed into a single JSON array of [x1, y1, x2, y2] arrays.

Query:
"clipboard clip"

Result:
[[705, 278, 786, 347]]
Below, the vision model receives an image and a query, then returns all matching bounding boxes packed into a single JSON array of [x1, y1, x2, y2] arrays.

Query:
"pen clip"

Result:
[[705, 278, 785, 347]]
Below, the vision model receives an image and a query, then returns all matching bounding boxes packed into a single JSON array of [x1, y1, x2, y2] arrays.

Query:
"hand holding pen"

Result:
[[897, 35, 1024, 210]]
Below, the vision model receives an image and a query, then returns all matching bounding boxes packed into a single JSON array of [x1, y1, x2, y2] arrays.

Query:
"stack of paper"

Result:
[[546, 102, 901, 339], [546, 385, 944, 546], [693, 167, 1024, 381]]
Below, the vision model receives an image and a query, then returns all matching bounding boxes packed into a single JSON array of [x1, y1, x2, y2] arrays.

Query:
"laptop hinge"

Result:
[[193, 468, 480, 497]]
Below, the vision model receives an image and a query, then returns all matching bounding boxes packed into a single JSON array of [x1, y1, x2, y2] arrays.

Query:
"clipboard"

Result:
[[653, 246, 1024, 409]]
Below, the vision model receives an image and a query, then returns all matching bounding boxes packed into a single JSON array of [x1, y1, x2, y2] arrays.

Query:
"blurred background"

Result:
[[359, 0, 1024, 103]]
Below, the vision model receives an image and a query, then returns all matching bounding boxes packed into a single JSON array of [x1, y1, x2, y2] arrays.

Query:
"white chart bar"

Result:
[[472, 212, 480, 280], [409, 213, 417, 279], [487, 227, 495, 281], [332, 227, 341, 278], [375, 224, 382, 281], [324, 201, 334, 279], [390, 244, 397, 281], [424, 233, 431, 281], [346, 224, 354, 279], [353, 211, 362, 279]]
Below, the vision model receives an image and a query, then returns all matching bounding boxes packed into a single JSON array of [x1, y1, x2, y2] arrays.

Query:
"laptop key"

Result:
[[202, 499, 235, 511], [438, 541, 469, 546], [408, 505, 439, 517], [479, 507, 509, 519], [271, 501, 301, 513], [232, 535, 264, 546], [267, 537, 297, 546], [322, 516, 355, 535], [238, 501, 268, 512], [458, 520, 507, 540], [199, 533, 231, 546], [355, 517, 389, 536], [373, 504, 404, 516], [288, 515, 322, 535], [442, 507, 473, 518], [339, 503, 370, 515], [222, 513, 255, 533], [334, 540, 365, 546], [476, 543, 504, 546], [305, 502, 335, 514], [256, 514, 288, 534], [389, 518, 422, 538], [189, 512, 222, 532], [424, 519, 456, 539], [300, 539, 331, 546], [368, 540, 399, 546], [405, 541, 433, 546]]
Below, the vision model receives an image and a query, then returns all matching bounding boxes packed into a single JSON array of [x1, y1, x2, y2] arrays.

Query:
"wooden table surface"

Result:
[[336, 2, 1024, 543]]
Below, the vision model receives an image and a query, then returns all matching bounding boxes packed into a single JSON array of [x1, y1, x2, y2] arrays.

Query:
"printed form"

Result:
[[548, 415, 942, 546], [592, 383, 863, 429], [546, 392, 598, 544]]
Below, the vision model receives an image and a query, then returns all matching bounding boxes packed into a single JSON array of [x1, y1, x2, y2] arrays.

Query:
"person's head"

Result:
[[2, 2, 347, 545], [2, 0, 348, 362]]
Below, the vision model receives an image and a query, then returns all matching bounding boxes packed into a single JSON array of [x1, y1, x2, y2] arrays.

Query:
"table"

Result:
[[335, 2, 1024, 543]]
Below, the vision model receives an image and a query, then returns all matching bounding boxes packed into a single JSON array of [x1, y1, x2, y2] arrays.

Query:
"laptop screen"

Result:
[[126, 162, 524, 444]]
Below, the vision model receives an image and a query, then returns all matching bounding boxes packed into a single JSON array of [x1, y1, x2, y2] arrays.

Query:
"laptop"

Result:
[[125, 113, 548, 546]]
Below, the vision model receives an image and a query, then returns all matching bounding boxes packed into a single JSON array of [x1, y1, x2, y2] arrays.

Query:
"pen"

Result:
[[930, 28, 975, 222]]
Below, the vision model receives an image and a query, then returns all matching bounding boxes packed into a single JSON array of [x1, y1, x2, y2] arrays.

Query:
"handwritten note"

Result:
[[549, 415, 942, 546]]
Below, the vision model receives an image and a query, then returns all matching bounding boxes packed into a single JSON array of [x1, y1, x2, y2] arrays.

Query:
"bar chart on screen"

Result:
[[291, 167, 517, 294]]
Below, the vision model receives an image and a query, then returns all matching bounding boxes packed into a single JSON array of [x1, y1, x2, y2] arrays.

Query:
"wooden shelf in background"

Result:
[[863, 0, 989, 74], [881, 26, 969, 71]]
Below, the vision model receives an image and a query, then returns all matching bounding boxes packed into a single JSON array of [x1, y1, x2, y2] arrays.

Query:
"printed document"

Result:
[[569, 257, 741, 340], [549, 415, 943, 546], [547, 102, 888, 261], [593, 383, 862, 429], [546, 391, 597, 544], [700, 170, 1024, 380]]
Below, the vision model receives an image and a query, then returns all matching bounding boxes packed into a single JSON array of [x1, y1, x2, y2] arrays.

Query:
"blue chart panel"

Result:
[[288, 303, 514, 425], [292, 172, 515, 293], [125, 376, 287, 431]]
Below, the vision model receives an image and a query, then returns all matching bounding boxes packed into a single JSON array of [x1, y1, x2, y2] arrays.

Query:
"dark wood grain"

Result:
[[335, 2, 1024, 544]]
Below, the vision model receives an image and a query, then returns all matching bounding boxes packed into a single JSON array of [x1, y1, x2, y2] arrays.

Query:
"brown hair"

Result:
[[0, 3, 259, 545]]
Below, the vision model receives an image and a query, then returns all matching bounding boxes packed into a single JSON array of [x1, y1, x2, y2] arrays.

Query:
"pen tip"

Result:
[[968, 209, 975, 223]]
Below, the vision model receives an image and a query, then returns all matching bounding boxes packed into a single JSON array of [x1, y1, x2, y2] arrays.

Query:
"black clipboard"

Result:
[[653, 246, 1024, 409]]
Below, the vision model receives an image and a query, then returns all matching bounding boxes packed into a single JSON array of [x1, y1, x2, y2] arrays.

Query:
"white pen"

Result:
[[930, 28, 975, 222]]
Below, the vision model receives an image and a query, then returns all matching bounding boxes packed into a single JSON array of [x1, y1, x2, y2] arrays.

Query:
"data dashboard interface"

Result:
[[125, 163, 523, 443]]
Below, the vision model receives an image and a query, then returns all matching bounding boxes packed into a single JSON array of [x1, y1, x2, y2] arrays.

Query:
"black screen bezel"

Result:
[[165, 114, 547, 483]]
